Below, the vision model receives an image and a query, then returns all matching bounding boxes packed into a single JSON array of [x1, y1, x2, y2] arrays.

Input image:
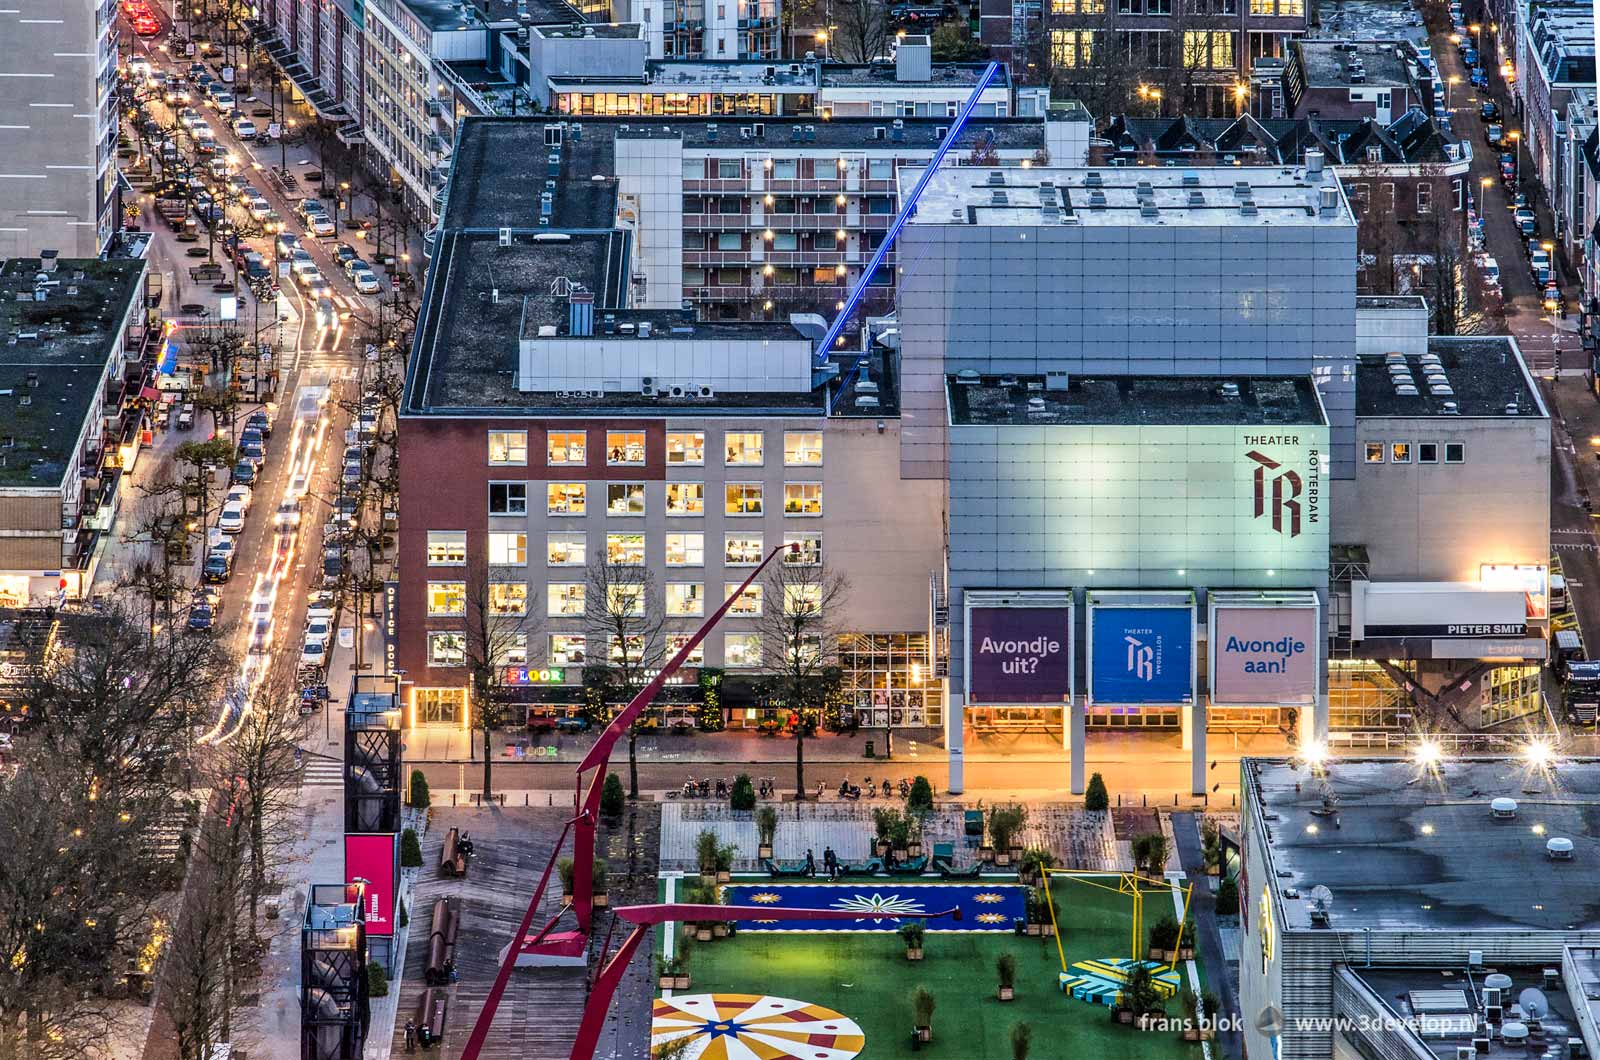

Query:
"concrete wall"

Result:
[[0, 0, 113, 258], [895, 212, 1360, 482], [528, 32, 649, 106], [1354, 299, 1429, 355], [517, 335, 814, 394], [1351, 414, 1551, 582], [615, 136, 685, 310]]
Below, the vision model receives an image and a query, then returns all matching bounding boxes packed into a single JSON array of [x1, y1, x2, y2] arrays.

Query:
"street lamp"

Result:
[[340, 180, 351, 227], [1468, 22, 1481, 52], [1233, 82, 1248, 114], [1506, 129, 1521, 184], [1445, 74, 1460, 111]]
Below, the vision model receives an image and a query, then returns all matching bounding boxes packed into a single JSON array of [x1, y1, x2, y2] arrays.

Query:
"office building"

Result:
[[610, 0, 780, 59], [0, 0, 121, 258], [0, 253, 151, 605], [1240, 756, 1600, 1060]]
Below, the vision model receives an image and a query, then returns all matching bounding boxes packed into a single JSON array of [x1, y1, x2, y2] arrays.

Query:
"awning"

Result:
[[278, 61, 342, 121], [139, 385, 160, 401], [158, 341, 178, 375]]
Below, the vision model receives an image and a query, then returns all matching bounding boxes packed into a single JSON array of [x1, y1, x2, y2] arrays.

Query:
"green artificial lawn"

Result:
[[673, 879, 1206, 1060]]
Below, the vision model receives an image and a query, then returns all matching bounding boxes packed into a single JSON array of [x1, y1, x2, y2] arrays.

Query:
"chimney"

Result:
[[1305, 149, 1324, 175], [38, 249, 58, 273], [896, 35, 932, 82], [569, 290, 595, 336]]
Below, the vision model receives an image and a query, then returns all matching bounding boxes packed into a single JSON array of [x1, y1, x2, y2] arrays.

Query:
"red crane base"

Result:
[[500, 930, 588, 968]]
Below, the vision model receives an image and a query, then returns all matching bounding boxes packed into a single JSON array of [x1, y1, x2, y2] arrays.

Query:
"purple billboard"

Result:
[[967, 606, 1073, 705]]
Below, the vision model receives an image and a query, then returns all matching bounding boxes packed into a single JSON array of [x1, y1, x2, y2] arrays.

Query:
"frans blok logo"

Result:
[[1246, 449, 1303, 538]]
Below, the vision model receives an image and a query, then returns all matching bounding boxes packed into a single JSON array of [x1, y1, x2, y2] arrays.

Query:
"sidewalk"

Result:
[[402, 722, 946, 765]]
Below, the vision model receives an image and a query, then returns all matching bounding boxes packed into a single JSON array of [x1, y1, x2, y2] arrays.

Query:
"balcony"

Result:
[[685, 285, 756, 301], [684, 178, 751, 193], [755, 213, 851, 231], [760, 248, 861, 266], [860, 213, 896, 230], [764, 177, 845, 193], [683, 249, 753, 267], [683, 212, 750, 229]]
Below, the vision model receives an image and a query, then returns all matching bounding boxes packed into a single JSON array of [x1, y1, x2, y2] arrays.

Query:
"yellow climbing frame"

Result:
[[1041, 869, 1197, 977]]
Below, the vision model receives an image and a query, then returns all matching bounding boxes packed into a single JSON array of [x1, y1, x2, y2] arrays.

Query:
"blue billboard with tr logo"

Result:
[[1090, 606, 1194, 705]]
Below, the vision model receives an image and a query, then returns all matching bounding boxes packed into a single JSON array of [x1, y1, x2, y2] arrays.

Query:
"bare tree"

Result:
[[752, 561, 849, 799], [584, 551, 666, 799], [161, 809, 236, 1060], [121, 475, 195, 637], [832, 0, 889, 64], [462, 560, 538, 800]]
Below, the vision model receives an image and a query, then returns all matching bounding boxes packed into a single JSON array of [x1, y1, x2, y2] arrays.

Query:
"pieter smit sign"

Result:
[[967, 607, 1073, 705]]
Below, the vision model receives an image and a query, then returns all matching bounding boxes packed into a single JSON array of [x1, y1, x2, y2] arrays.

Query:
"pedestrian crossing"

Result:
[[302, 754, 346, 787]]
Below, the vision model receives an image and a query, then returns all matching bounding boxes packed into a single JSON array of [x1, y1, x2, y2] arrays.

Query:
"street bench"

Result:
[[415, 987, 448, 1048], [188, 264, 223, 283], [425, 898, 460, 985], [439, 827, 467, 877]]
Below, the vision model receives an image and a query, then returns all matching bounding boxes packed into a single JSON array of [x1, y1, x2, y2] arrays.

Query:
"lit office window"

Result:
[[487, 430, 527, 465], [547, 482, 586, 515], [427, 530, 466, 565]]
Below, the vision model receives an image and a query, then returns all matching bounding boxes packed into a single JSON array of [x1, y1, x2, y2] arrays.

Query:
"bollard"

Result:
[[452, 792, 457, 806], [1142, 794, 1147, 807], [549, 793, 554, 806], [525, 793, 529, 806], [1173, 794, 1178, 806], [1232, 792, 1237, 807]]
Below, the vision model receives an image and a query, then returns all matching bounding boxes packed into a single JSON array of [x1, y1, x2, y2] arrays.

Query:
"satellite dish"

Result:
[[1518, 989, 1548, 1020], [1310, 885, 1333, 909]]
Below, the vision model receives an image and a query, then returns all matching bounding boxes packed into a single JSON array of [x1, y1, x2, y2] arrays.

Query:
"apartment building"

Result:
[[254, 0, 365, 144], [0, 0, 120, 258], [1514, 2, 1593, 214], [610, 0, 780, 59], [1282, 39, 1432, 123], [979, 0, 1308, 117], [0, 254, 150, 605], [398, 128, 945, 728]]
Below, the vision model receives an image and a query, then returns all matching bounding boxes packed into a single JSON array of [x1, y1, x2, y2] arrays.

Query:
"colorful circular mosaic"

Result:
[[651, 993, 865, 1060]]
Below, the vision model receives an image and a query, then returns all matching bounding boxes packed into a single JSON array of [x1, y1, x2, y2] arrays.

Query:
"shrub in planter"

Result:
[[1200, 817, 1223, 876], [600, 773, 626, 820], [1200, 991, 1221, 1039], [756, 805, 778, 860], [408, 769, 431, 809], [899, 920, 926, 960], [872, 807, 898, 856], [695, 830, 720, 883], [1121, 965, 1166, 1025], [988, 805, 1028, 865], [996, 953, 1016, 1001], [906, 775, 935, 815], [558, 856, 575, 896], [366, 960, 389, 998], [1180, 986, 1201, 1040], [715, 842, 737, 883], [1018, 846, 1055, 885], [729, 773, 756, 811], [1010, 1021, 1032, 1060], [592, 859, 610, 908], [1084, 772, 1109, 812], [911, 985, 936, 1042], [1178, 917, 1197, 959], [1148, 914, 1180, 960], [400, 827, 423, 869], [1216, 877, 1240, 917], [888, 812, 914, 858]]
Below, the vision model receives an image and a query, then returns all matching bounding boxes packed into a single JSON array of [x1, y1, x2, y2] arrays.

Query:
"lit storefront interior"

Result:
[[838, 633, 943, 729]]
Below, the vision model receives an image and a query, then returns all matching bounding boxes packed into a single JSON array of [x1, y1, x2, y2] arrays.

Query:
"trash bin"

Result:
[[864, 740, 875, 759]]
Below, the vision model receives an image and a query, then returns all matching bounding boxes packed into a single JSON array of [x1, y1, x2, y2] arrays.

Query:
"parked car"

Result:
[[308, 214, 336, 237], [232, 118, 257, 139], [301, 619, 331, 665], [187, 604, 215, 631], [333, 243, 359, 268], [226, 484, 252, 513], [351, 267, 381, 294], [1481, 99, 1500, 120], [231, 460, 256, 486], [218, 501, 246, 533], [202, 551, 233, 583], [306, 591, 338, 622], [1514, 209, 1537, 236], [246, 409, 271, 437], [1485, 124, 1503, 146]]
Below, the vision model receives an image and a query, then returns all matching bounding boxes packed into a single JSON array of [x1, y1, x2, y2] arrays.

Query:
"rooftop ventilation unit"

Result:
[[1491, 797, 1518, 818], [1088, 190, 1107, 209], [1239, 201, 1258, 216], [498, 227, 512, 247], [1234, 181, 1252, 199], [1319, 186, 1340, 212], [1505, 402, 1520, 415], [856, 380, 879, 394], [987, 169, 1005, 186], [1441, 400, 1459, 413], [992, 190, 1008, 205], [1085, 171, 1103, 187], [1546, 837, 1574, 860], [1395, 383, 1419, 395], [1188, 190, 1205, 207], [855, 395, 879, 408], [698, 385, 715, 398], [805, 125, 816, 142], [1027, 396, 1046, 410], [1045, 372, 1069, 391], [1042, 206, 1060, 222], [1181, 170, 1200, 186], [1220, 381, 1241, 398], [1433, 384, 1455, 396], [706, 124, 718, 141], [955, 369, 981, 385], [1140, 203, 1159, 218]]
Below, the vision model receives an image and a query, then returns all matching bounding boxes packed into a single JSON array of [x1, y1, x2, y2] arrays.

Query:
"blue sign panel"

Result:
[[1090, 606, 1193, 705], [723, 883, 1025, 932]]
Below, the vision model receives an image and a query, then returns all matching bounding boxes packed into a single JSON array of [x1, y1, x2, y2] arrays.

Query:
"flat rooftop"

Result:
[[535, 21, 638, 37], [819, 62, 1006, 88], [1307, 2, 1428, 44], [0, 257, 144, 489], [1246, 757, 1600, 933], [653, 115, 1047, 150], [1296, 39, 1419, 88], [478, 0, 584, 21], [400, 0, 493, 31], [442, 117, 620, 231], [903, 165, 1355, 227], [948, 374, 1325, 427], [1355, 337, 1544, 418], [1352, 965, 1583, 1060], [549, 59, 819, 91]]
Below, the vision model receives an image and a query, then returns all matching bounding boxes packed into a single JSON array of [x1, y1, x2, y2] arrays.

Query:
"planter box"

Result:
[[673, 974, 691, 990], [716, 871, 731, 884], [998, 986, 1014, 1002], [875, 840, 891, 857], [979, 846, 995, 863], [1039, 923, 1056, 937], [1178, 946, 1195, 961], [892, 848, 908, 861], [905, 947, 924, 961], [699, 872, 717, 886], [908, 842, 923, 858], [914, 1027, 931, 1043], [592, 894, 609, 908], [659, 975, 674, 989], [758, 844, 773, 860], [1026, 923, 1042, 937], [1183, 1029, 1201, 1042], [1162, 949, 1178, 963], [1008, 846, 1024, 862], [712, 923, 728, 938], [1147, 947, 1162, 961], [1117, 1010, 1134, 1025], [995, 851, 1012, 867], [695, 927, 713, 942]]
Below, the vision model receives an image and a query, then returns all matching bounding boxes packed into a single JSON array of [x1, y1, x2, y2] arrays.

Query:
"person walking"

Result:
[[404, 1019, 416, 1053], [823, 846, 836, 879], [804, 848, 816, 877]]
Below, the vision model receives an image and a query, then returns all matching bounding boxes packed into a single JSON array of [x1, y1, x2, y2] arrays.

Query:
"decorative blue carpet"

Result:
[[723, 883, 1026, 932]]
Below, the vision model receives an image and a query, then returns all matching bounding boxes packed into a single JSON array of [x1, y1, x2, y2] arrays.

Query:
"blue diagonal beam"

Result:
[[814, 59, 1002, 391]]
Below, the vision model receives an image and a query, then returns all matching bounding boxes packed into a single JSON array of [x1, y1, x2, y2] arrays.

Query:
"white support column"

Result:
[[1191, 698, 1207, 796], [946, 691, 965, 794], [1070, 696, 1086, 795]]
